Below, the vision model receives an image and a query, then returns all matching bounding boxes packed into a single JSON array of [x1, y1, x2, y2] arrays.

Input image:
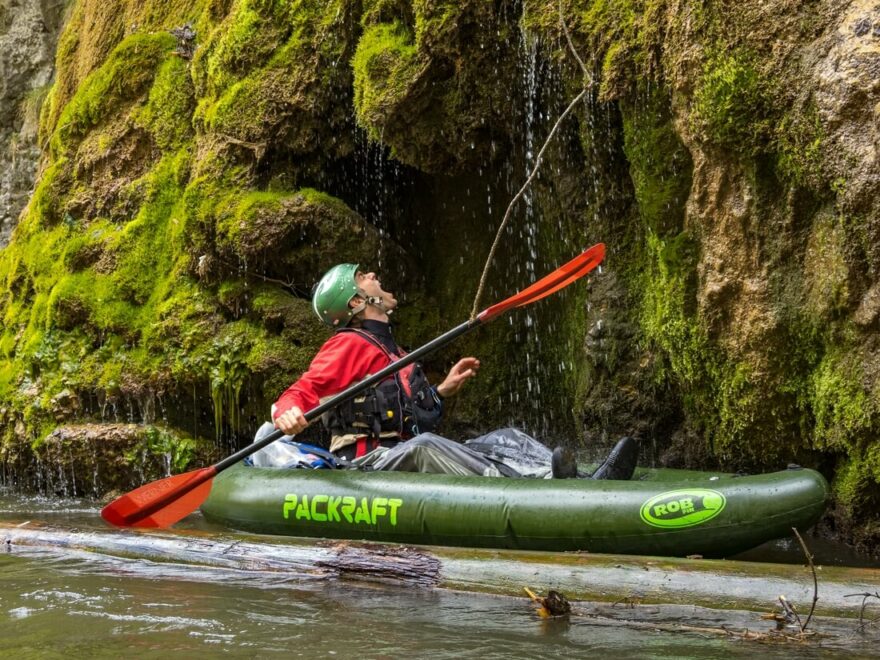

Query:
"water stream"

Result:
[[2, 490, 879, 658]]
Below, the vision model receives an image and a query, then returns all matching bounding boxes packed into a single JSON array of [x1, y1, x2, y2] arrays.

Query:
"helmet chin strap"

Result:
[[365, 295, 393, 315], [348, 294, 392, 321]]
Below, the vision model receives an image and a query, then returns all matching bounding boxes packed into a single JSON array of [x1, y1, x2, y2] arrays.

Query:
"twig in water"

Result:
[[791, 527, 818, 632], [844, 591, 880, 632], [574, 609, 819, 644]]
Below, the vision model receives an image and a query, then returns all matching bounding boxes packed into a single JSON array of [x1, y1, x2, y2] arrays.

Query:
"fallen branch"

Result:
[[571, 609, 820, 644], [526, 587, 822, 645]]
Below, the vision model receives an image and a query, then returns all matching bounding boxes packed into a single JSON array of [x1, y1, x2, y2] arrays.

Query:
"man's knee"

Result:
[[405, 433, 447, 450]]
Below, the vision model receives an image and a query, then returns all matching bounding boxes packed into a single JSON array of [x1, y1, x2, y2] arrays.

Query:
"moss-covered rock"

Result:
[[0, 0, 387, 468], [29, 423, 217, 497], [216, 187, 414, 285], [689, 48, 774, 154], [50, 32, 177, 159], [1, 0, 880, 554], [621, 89, 692, 237], [351, 0, 524, 172], [193, 0, 358, 166]]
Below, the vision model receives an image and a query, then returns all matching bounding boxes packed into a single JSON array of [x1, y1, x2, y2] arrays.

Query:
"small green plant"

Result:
[[125, 426, 197, 474]]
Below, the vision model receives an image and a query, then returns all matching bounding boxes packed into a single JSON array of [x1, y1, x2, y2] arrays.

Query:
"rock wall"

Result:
[[0, 0, 66, 245], [0, 0, 878, 550]]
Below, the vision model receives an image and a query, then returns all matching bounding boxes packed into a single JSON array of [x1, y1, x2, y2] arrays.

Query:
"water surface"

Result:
[[1, 491, 878, 658]]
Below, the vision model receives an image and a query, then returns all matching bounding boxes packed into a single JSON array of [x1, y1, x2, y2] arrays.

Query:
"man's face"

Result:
[[354, 270, 398, 311]]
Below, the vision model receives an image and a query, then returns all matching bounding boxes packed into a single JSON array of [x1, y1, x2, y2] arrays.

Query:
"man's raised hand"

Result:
[[437, 357, 481, 398]]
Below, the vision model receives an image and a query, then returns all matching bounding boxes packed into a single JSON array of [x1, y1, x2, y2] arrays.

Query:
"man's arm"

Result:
[[272, 333, 379, 434]]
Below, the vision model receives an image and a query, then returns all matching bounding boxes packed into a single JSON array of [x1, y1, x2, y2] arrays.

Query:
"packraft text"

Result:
[[282, 494, 403, 525]]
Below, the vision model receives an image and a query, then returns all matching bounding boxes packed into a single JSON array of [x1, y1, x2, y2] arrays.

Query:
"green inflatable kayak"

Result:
[[200, 463, 829, 557]]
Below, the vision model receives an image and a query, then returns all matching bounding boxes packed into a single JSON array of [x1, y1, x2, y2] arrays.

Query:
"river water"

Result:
[[2, 491, 879, 658]]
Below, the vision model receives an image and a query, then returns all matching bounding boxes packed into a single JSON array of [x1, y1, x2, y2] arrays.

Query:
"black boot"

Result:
[[551, 446, 578, 479], [590, 436, 638, 480]]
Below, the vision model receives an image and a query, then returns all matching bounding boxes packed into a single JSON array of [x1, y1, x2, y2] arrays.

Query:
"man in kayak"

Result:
[[271, 263, 638, 479]]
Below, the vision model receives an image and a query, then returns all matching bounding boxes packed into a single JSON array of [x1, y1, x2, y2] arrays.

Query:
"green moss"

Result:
[[215, 186, 369, 278], [233, 190, 285, 222], [803, 212, 850, 319], [412, 0, 461, 47], [28, 159, 71, 227], [640, 231, 705, 384], [832, 444, 880, 520], [183, 319, 279, 436], [195, 0, 289, 98], [110, 151, 189, 306], [362, 0, 412, 27], [174, 164, 246, 257], [352, 20, 419, 142], [249, 285, 316, 328], [621, 90, 693, 236], [136, 56, 196, 150], [350, 1, 524, 171], [194, 0, 353, 152], [39, 17, 82, 142], [42, 0, 205, 140], [691, 49, 774, 153], [144, 278, 220, 361], [49, 32, 177, 159], [200, 78, 268, 138], [811, 351, 875, 452], [0, 0, 366, 476], [636, 223, 843, 464], [0, 51, 209, 447], [217, 279, 248, 310], [521, 0, 666, 100], [774, 102, 824, 190], [0, 362, 19, 401], [638, 231, 761, 457]]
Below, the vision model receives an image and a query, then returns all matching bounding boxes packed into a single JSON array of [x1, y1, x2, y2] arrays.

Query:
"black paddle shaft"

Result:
[[214, 318, 480, 473]]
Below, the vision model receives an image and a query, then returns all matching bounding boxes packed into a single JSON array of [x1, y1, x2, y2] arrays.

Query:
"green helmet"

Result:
[[312, 263, 361, 327]]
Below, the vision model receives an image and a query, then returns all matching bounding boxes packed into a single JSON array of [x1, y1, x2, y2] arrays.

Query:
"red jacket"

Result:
[[272, 330, 412, 420]]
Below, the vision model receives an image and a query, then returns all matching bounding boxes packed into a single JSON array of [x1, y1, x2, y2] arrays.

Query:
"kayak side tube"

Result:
[[200, 464, 829, 557]]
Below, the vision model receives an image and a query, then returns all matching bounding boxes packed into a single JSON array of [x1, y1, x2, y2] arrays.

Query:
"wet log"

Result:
[[3, 521, 878, 618]]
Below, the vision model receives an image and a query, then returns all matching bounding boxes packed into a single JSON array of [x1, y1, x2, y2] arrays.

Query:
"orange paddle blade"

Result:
[[101, 467, 217, 529], [478, 243, 605, 322]]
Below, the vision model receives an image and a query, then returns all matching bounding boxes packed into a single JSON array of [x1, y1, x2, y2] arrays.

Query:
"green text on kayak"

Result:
[[283, 493, 403, 525], [639, 489, 726, 528]]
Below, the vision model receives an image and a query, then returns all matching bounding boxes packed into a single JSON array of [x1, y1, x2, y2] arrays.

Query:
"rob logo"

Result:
[[639, 489, 726, 529]]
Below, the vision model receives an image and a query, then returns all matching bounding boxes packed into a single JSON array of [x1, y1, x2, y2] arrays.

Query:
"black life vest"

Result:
[[321, 328, 442, 440]]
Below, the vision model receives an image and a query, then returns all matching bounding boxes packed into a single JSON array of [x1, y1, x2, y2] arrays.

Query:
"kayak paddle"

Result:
[[101, 243, 606, 528]]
